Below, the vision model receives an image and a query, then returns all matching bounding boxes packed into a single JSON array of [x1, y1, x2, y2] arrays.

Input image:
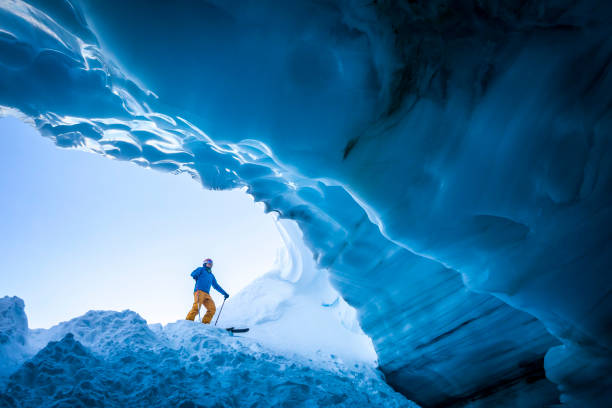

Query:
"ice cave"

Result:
[[0, 0, 611, 407]]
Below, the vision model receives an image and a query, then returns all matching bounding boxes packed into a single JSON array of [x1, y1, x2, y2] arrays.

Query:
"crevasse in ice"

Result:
[[0, 0, 610, 406]]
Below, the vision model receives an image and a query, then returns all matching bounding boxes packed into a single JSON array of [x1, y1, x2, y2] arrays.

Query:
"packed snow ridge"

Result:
[[0, 296, 415, 407]]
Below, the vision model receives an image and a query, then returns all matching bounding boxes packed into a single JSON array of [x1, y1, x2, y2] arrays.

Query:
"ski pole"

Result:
[[214, 298, 226, 326]]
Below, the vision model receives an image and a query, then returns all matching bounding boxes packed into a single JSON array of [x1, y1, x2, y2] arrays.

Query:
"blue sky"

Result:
[[0, 116, 283, 328]]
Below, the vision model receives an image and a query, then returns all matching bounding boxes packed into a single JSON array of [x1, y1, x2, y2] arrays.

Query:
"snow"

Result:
[[0, 297, 29, 378], [1, 0, 611, 406], [0, 221, 386, 405], [0, 297, 415, 407], [220, 220, 376, 364]]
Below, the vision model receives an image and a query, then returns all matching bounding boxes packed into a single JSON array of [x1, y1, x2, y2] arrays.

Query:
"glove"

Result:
[[224, 293, 230, 299]]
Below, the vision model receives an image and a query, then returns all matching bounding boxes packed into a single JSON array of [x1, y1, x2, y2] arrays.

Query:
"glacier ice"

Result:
[[0, 297, 414, 407], [0, 0, 611, 406]]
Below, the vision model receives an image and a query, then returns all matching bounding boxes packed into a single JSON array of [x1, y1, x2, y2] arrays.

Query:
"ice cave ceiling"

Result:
[[0, 0, 611, 406]]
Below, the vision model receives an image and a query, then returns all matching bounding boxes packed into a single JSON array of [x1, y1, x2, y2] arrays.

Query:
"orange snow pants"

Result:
[[186, 290, 216, 324]]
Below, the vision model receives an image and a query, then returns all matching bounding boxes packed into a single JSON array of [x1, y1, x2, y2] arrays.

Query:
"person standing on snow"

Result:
[[186, 258, 229, 324]]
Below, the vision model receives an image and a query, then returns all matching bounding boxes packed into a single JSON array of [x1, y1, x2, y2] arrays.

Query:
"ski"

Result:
[[225, 327, 249, 334]]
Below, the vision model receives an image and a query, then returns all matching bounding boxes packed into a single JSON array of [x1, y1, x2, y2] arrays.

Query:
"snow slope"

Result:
[[0, 296, 415, 407], [1, 0, 611, 406], [220, 219, 376, 364]]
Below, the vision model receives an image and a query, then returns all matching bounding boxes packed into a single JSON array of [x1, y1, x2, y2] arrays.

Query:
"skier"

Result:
[[185, 258, 229, 324]]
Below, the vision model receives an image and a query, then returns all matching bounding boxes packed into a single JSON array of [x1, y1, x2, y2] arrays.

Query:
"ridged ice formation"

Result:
[[0, 1, 610, 406]]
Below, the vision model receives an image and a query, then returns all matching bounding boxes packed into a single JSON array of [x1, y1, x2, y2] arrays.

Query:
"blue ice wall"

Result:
[[0, 1, 610, 406]]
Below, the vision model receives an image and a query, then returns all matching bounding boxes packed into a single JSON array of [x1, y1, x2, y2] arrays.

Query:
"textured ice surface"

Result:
[[0, 297, 414, 407], [1, 0, 611, 406]]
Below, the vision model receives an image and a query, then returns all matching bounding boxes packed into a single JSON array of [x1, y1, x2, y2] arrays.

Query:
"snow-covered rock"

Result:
[[1, 0, 611, 406], [0, 297, 415, 407]]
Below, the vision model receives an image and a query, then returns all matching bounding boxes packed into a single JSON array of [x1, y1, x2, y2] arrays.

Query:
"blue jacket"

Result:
[[191, 266, 228, 297]]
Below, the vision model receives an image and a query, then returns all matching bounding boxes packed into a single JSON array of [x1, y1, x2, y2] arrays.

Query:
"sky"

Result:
[[0, 116, 284, 329]]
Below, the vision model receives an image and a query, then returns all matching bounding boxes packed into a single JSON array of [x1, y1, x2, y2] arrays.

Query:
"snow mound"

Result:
[[220, 220, 376, 364], [2, 333, 104, 407], [0, 297, 29, 378], [0, 298, 416, 407], [28, 309, 157, 356]]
